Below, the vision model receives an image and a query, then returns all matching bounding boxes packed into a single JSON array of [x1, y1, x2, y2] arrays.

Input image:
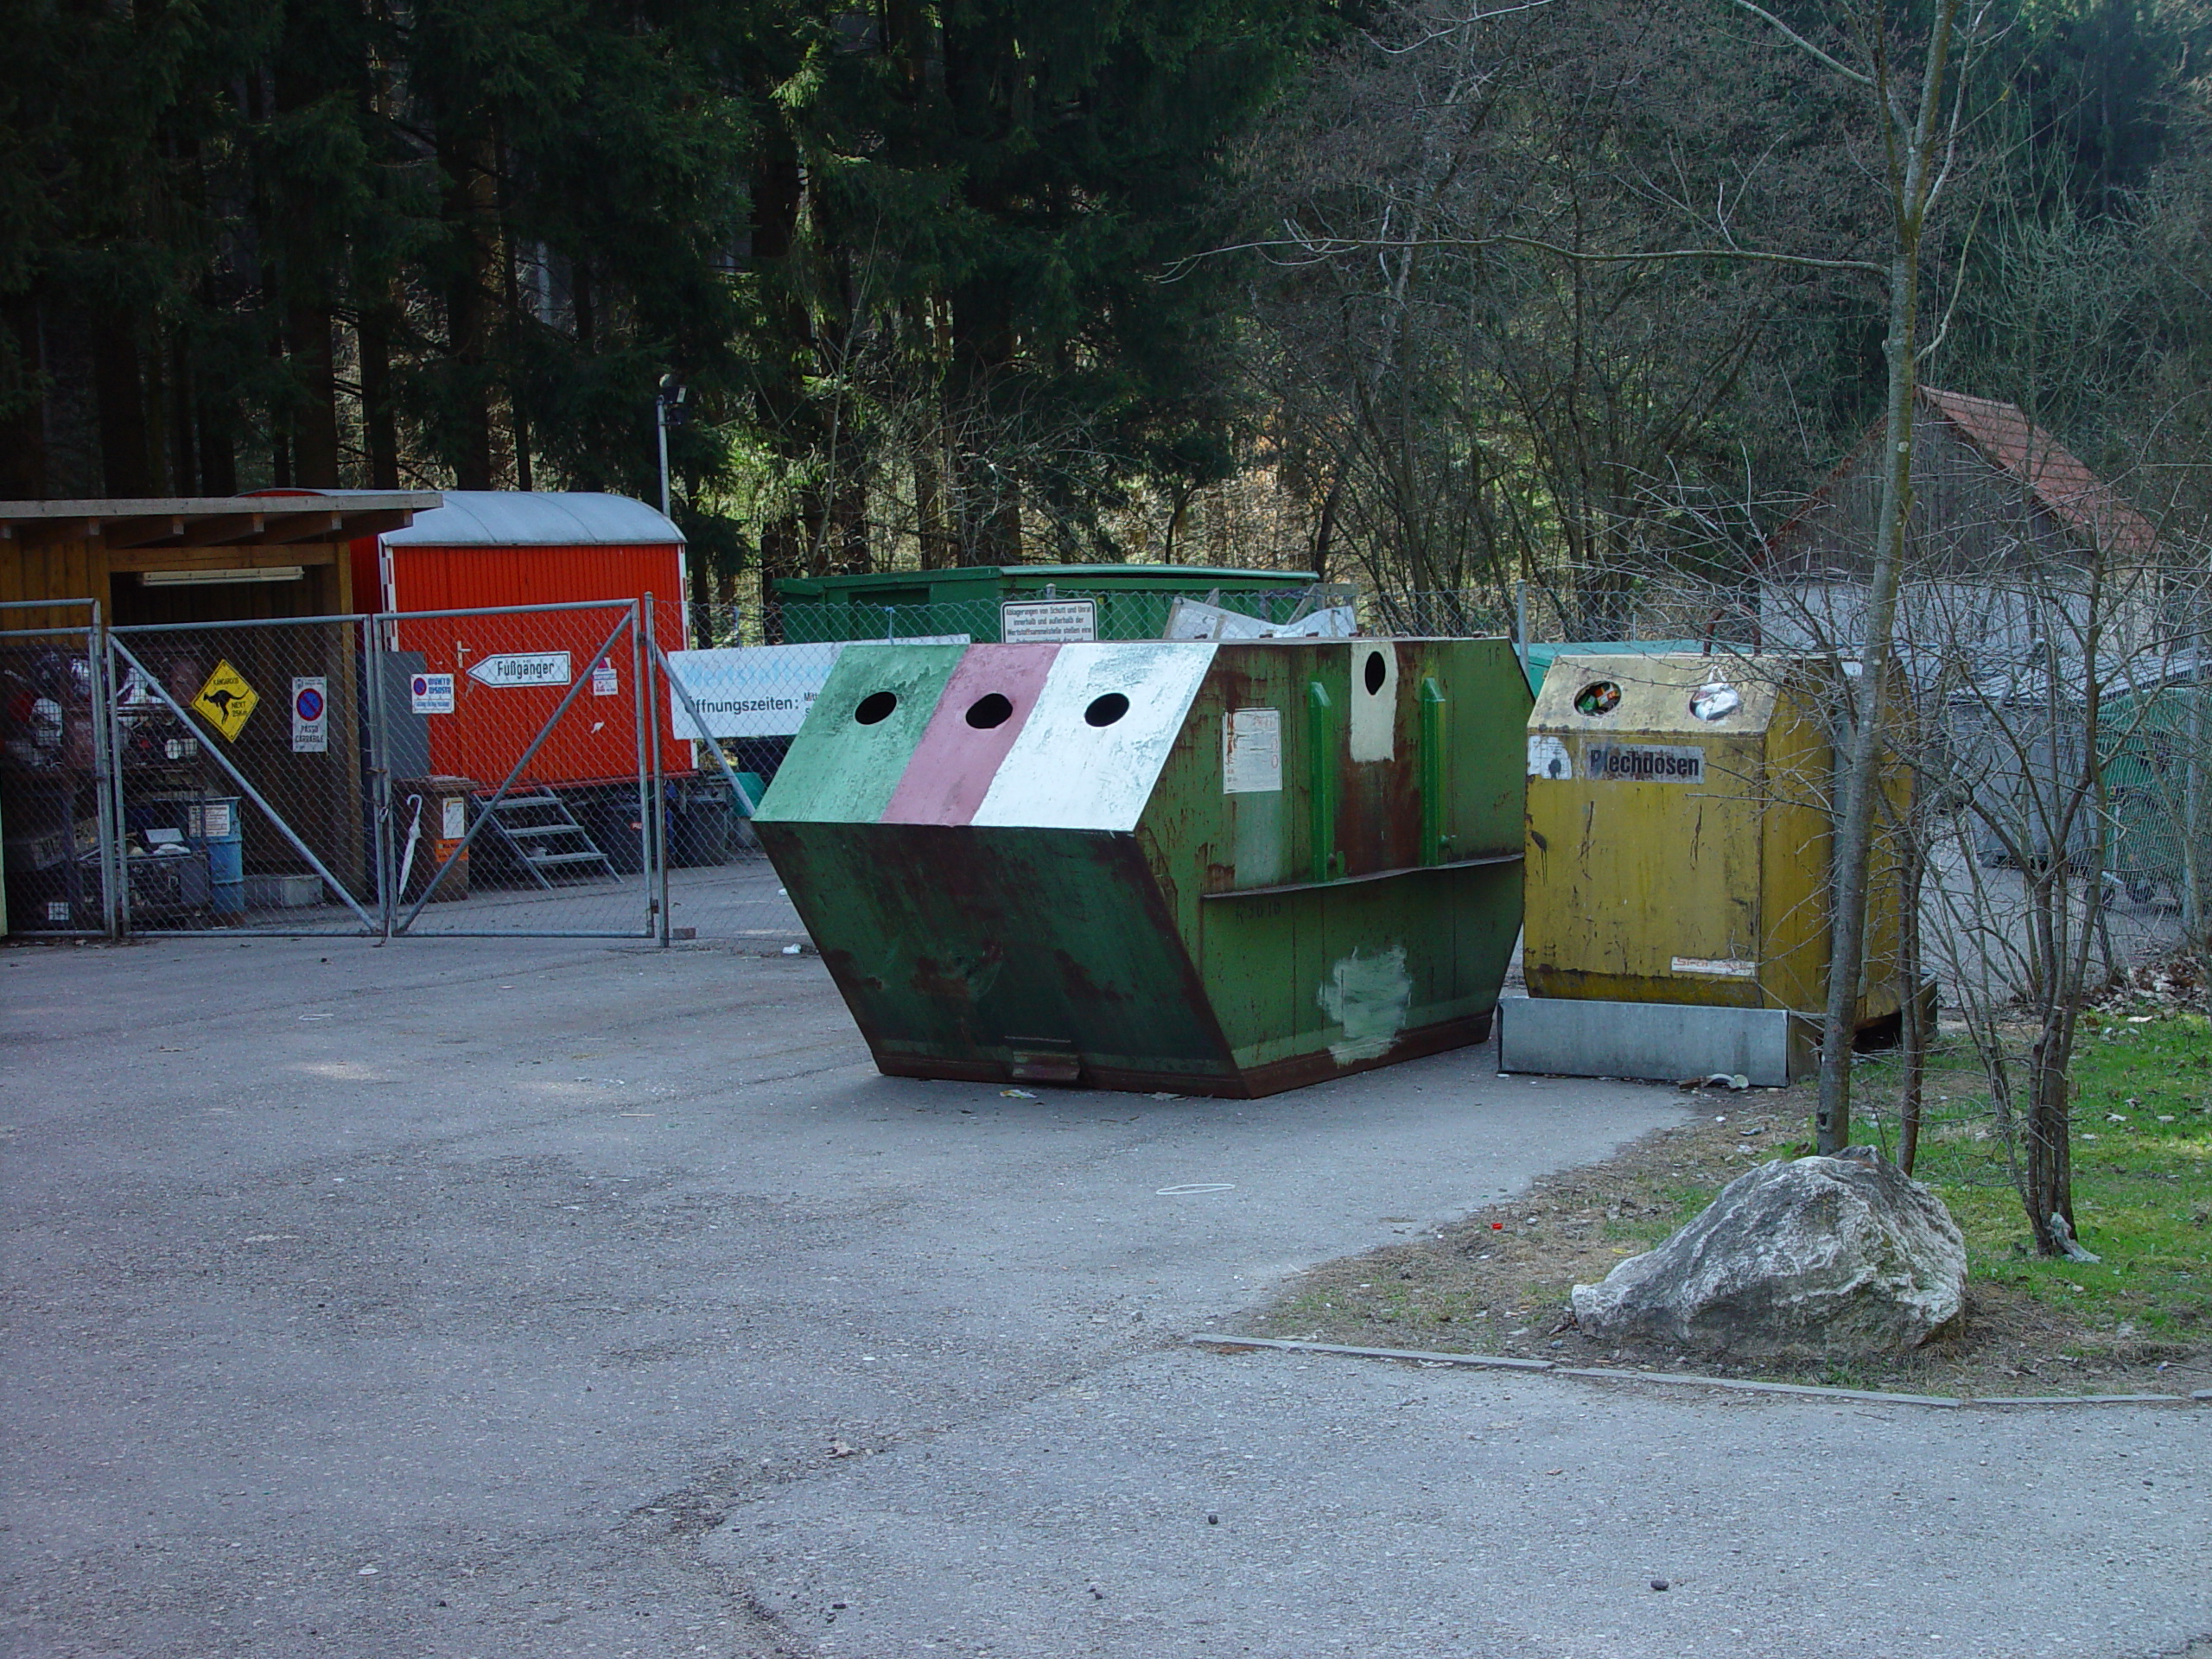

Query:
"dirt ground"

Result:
[[1247, 1088, 2212, 1398]]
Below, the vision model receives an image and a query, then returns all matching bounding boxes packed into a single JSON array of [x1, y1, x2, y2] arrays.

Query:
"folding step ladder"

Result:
[[472, 791, 617, 888]]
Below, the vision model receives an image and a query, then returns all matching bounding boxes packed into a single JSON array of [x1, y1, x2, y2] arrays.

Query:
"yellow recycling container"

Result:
[[1522, 652, 1904, 1027]]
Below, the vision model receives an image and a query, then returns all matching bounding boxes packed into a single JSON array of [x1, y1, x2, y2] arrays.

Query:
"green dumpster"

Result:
[[754, 637, 1530, 1096]]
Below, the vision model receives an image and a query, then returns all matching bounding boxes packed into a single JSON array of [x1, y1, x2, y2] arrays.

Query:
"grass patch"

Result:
[[1248, 1007, 2212, 1395], [1863, 1007, 2212, 1352]]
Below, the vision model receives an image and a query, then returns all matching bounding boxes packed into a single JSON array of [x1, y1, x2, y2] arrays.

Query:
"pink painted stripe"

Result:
[[880, 645, 1061, 824]]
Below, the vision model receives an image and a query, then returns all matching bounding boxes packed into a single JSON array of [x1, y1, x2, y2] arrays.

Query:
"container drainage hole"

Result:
[[964, 693, 1014, 729], [1084, 692, 1129, 728], [855, 690, 899, 725], [1363, 650, 1388, 694]]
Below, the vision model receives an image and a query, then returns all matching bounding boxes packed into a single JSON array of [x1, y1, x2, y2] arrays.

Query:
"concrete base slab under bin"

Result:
[[1497, 994, 1812, 1086]]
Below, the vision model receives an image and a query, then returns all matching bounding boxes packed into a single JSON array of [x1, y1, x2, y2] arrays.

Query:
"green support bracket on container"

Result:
[[1419, 677, 1448, 866], [1306, 679, 1342, 882]]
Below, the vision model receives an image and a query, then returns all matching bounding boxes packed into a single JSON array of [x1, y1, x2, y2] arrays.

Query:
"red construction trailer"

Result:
[[346, 492, 692, 788]]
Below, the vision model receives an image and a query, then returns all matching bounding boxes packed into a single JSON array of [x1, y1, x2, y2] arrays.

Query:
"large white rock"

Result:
[[1570, 1149, 1968, 1357]]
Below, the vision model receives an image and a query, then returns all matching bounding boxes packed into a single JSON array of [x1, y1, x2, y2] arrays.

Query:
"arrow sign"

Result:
[[465, 652, 571, 689]]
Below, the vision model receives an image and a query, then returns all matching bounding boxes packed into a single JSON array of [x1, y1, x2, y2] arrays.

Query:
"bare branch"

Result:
[[1726, 0, 1872, 87]]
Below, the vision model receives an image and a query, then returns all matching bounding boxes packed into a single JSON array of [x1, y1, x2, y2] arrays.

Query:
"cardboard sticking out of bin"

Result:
[[756, 638, 1530, 1097]]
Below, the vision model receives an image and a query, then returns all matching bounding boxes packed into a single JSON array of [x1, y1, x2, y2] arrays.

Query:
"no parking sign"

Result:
[[291, 677, 328, 753]]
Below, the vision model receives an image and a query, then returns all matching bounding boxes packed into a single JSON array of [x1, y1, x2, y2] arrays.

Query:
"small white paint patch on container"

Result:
[[1671, 956, 1758, 979], [1527, 734, 1571, 780], [1349, 643, 1398, 761], [1318, 944, 1412, 1063]]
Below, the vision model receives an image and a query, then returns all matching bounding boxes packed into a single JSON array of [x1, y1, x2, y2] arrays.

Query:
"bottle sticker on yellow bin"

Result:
[[192, 660, 259, 741]]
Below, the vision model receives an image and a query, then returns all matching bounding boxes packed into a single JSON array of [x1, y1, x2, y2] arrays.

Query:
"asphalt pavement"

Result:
[[2, 934, 2206, 1659]]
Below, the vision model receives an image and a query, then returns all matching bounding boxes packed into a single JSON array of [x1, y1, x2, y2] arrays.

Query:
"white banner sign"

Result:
[[666, 638, 969, 739], [466, 651, 571, 689], [290, 677, 328, 753]]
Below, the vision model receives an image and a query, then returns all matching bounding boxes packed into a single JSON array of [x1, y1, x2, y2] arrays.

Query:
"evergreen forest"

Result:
[[4, 0, 2210, 618]]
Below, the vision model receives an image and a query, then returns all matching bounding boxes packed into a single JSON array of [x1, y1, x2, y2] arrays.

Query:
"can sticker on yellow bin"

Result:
[[1583, 741, 1704, 783], [1526, 734, 1572, 780]]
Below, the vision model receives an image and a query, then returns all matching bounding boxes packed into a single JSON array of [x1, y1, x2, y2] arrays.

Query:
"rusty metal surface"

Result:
[[760, 637, 1531, 1096], [1523, 652, 1904, 1023]]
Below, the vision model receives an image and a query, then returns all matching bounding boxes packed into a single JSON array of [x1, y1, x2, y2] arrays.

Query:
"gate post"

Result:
[[86, 602, 124, 940], [644, 593, 670, 946], [362, 615, 397, 941]]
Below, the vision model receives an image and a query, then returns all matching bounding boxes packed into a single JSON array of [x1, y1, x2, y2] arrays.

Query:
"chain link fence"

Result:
[[16, 569, 2208, 968], [2, 600, 118, 938]]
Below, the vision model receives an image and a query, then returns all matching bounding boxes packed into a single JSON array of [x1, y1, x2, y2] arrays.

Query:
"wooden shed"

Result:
[[2, 495, 437, 930]]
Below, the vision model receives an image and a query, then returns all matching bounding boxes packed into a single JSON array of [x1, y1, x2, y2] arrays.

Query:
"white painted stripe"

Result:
[[971, 642, 1217, 830]]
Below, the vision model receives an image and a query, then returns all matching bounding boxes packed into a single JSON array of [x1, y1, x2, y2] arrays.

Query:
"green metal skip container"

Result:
[[753, 637, 1530, 1096]]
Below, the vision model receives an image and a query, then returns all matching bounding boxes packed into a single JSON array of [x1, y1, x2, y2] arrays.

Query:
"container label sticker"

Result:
[[1584, 741, 1704, 783], [1000, 599, 1096, 644], [290, 677, 327, 753], [191, 660, 258, 741], [591, 662, 618, 697], [1672, 956, 1758, 979], [442, 796, 467, 839], [467, 651, 571, 689], [1527, 734, 1572, 780], [191, 801, 232, 838], [410, 672, 455, 715], [1223, 707, 1283, 793]]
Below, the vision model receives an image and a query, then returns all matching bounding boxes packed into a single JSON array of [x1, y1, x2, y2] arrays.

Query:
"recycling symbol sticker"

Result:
[[192, 659, 259, 741]]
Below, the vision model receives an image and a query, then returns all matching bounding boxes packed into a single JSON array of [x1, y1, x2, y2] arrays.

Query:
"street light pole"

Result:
[[657, 400, 671, 518], [656, 372, 686, 519]]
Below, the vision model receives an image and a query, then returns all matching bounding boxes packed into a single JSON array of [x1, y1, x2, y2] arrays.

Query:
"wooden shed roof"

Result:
[[0, 493, 441, 551]]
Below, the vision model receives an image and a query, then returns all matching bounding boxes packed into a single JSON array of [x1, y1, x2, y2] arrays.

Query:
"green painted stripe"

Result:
[[754, 644, 968, 824]]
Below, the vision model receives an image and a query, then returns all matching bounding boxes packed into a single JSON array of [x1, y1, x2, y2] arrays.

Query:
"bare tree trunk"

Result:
[[1813, 0, 1963, 1154], [91, 308, 152, 496], [289, 305, 341, 486], [359, 296, 399, 489], [1897, 824, 1928, 1174]]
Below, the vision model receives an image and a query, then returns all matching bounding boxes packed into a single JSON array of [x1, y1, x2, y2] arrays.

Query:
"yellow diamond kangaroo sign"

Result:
[[192, 660, 259, 741]]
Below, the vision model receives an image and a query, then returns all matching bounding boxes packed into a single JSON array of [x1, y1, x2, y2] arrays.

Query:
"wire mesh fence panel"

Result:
[[2, 603, 118, 937], [653, 636, 818, 944], [383, 601, 658, 938], [108, 619, 381, 936]]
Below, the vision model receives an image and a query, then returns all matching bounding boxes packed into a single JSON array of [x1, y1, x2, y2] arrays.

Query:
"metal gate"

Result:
[[4, 598, 809, 945], [378, 600, 658, 939]]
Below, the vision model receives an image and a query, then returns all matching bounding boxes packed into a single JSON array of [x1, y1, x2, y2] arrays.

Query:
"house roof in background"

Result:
[[1919, 389, 2158, 558], [1764, 387, 2158, 563]]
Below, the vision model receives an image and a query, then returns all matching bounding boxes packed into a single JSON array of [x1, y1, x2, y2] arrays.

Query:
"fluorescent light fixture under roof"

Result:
[[140, 567, 305, 587]]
